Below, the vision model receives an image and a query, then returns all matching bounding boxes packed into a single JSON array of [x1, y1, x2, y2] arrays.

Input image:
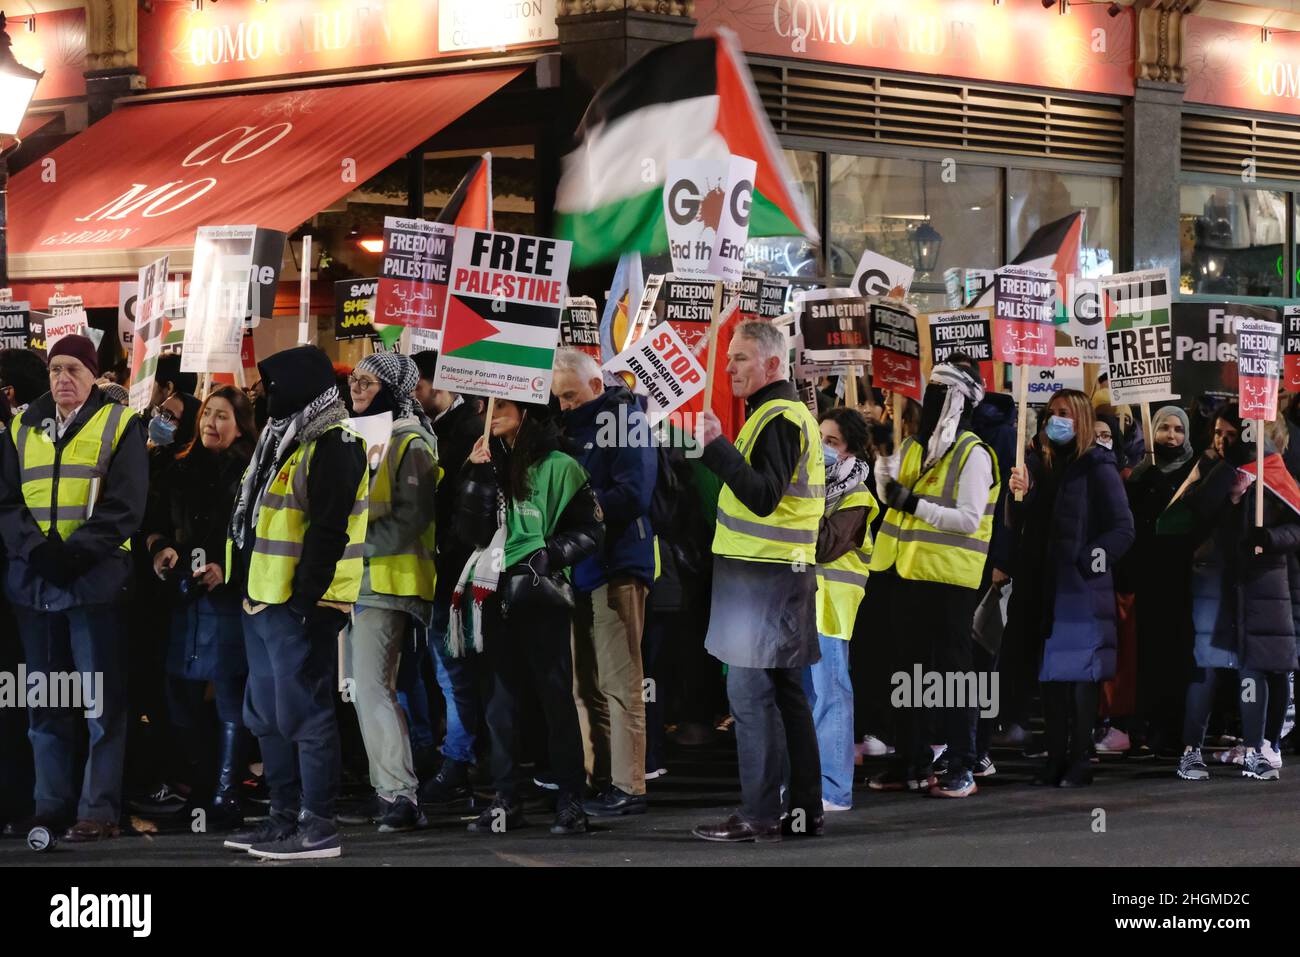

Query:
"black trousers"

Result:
[[1042, 680, 1099, 769], [726, 665, 821, 828], [887, 575, 980, 774], [1184, 668, 1288, 751], [851, 571, 897, 743], [480, 598, 585, 804]]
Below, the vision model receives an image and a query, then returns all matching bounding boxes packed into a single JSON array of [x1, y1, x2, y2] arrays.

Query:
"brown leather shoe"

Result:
[[63, 819, 121, 843], [691, 814, 781, 843]]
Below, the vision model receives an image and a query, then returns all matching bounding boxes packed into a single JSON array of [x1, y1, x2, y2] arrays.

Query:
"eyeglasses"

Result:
[[155, 407, 178, 423], [348, 374, 380, 390]]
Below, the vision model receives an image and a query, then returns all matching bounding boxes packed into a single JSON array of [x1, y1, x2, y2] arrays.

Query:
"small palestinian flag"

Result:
[[440, 291, 560, 373], [437, 153, 494, 230], [554, 28, 817, 269]]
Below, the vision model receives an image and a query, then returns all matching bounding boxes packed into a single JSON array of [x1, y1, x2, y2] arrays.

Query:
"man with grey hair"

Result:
[[691, 320, 826, 843], [552, 346, 657, 816]]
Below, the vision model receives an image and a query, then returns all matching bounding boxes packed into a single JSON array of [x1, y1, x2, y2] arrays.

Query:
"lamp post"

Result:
[[0, 11, 45, 289]]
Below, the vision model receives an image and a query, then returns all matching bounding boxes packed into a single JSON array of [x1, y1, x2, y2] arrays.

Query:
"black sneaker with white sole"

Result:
[[223, 807, 299, 851], [1177, 749, 1210, 781], [973, 755, 996, 777], [129, 784, 188, 815], [1243, 749, 1280, 781], [247, 810, 341, 860], [378, 796, 427, 833], [337, 794, 388, 826]]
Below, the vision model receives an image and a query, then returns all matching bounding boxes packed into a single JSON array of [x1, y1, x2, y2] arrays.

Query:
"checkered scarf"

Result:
[[357, 352, 422, 424]]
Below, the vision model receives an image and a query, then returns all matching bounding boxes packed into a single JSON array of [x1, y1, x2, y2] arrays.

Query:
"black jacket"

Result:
[[432, 399, 484, 607], [0, 386, 148, 610], [700, 379, 802, 517]]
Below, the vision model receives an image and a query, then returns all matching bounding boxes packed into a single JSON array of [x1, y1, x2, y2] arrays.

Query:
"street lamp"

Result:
[[0, 13, 43, 137]]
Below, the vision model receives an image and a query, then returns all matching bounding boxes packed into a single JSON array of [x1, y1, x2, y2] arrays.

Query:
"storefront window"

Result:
[[828, 155, 1001, 281], [1180, 184, 1285, 297], [745, 150, 821, 279], [423, 146, 536, 234], [1008, 170, 1118, 278]]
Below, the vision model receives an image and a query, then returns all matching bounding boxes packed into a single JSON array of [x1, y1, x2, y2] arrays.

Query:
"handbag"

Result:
[[499, 549, 575, 618]]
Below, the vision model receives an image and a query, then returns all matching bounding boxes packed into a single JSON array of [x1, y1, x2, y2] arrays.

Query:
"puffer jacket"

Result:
[[1181, 454, 1300, 672]]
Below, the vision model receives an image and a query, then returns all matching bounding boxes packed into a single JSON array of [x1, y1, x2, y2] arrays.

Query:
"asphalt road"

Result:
[[3, 737, 1298, 867]]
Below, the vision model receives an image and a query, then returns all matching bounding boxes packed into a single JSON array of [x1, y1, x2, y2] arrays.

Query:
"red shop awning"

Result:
[[7, 67, 523, 280]]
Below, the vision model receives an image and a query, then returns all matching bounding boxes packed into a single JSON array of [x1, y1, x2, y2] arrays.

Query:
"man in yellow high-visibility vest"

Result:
[[222, 346, 369, 861], [0, 335, 147, 843], [690, 320, 826, 844], [868, 356, 998, 800]]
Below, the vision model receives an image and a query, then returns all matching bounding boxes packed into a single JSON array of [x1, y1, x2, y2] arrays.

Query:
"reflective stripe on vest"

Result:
[[815, 485, 880, 639], [239, 422, 370, 604], [367, 431, 438, 601], [868, 432, 998, 589], [712, 397, 826, 564], [12, 402, 134, 550]]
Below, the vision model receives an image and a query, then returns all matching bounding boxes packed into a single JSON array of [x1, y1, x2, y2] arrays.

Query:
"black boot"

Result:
[[209, 722, 246, 831]]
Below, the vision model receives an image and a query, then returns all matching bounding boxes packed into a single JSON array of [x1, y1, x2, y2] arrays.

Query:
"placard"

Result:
[[663, 154, 756, 283], [758, 277, 789, 319], [926, 307, 995, 389], [130, 255, 172, 412], [799, 288, 870, 364], [48, 294, 84, 318], [375, 217, 456, 329], [603, 323, 705, 426], [182, 226, 256, 374], [1101, 268, 1175, 404], [1065, 274, 1109, 363], [0, 302, 30, 351], [1013, 346, 1087, 406], [432, 228, 572, 403], [659, 277, 718, 353], [992, 265, 1057, 367], [1169, 302, 1265, 401], [559, 296, 601, 361], [335, 278, 379, 342], [1238, 317, 1283, 421], [45, 310, 89, 350], [851, 249, 914, 300], [869, 301, 922, 401], [1284, 305, 1300, 391]]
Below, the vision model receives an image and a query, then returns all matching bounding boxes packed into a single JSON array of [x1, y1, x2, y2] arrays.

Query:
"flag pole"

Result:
[[1014, 370, 1029, 502], [1256, 419, 1266, 553], [297, 235, 312, 346], [1141, 403, 1155, 467], [703, 280, 724, 418], [482, 397, 495, 445]]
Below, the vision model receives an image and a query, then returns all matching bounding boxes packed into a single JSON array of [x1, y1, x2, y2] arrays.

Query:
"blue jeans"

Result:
[[16, 605, 127, 823], [428, 601, 478, 765], [803, 634, 854, 808]]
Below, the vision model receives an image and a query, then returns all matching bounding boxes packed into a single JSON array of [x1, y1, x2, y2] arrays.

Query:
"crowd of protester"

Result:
[[0, 325, 1297, 856]]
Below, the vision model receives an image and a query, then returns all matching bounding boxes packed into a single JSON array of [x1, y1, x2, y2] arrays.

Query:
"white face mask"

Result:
[[1097, 438, 1113, 450]]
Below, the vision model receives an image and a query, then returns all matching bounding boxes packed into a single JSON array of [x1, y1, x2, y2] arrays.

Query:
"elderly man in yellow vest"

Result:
[[222, 346, 369, 861], [690, 320, 826, 844], [0, 335, 148, 843], [867, 356, 999, 800]]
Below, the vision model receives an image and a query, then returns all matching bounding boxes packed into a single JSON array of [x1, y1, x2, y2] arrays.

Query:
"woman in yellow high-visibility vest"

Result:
[[803, 407, 879, 812]]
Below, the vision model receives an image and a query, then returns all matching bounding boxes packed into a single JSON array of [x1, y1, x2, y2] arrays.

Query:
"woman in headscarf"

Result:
[[337, 352, 440, 835], [1120, 405, 1198, 758]]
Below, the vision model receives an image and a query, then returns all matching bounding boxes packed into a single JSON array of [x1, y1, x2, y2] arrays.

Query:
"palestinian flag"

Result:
[[440, 292, 559, 373], [1240, 453, 1300, 517], [554, 28, 817, 269], [437, 153, 494, 230], [970, 212, 1083, 310]]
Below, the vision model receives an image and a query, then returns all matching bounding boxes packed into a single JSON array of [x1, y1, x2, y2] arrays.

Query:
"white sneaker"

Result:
[[1095, 727, 1131, 754], [644, 768, 668, 781], [1217, 744, 1246, 766], [822, 798, 851, 812], [1263, 741, 1283, 770], [931, 744, 948, 762], [860, 734, 891, 757]]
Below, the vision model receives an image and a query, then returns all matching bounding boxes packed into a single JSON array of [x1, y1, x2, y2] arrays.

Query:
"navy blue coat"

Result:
[[1013, 445, 1136, 682], [561, 386, 657, 592]]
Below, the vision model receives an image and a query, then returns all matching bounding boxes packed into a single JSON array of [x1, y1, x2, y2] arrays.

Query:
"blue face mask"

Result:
[[822, 442, 840, 467], [1045, 415, 1075, 445], [149, 416, 178, 446]]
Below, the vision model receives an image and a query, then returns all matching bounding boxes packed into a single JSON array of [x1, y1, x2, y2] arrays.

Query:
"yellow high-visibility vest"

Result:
[[815, 483, 880, 640], [869, 431, 998, 589], [367, 430, 440, 601], [11, 400, 136, 550], [713, 396, 825, 565], [228, 421, 370, 605]]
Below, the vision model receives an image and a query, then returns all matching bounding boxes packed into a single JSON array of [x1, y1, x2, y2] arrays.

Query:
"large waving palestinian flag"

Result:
[[555, 28, 817, 269]]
